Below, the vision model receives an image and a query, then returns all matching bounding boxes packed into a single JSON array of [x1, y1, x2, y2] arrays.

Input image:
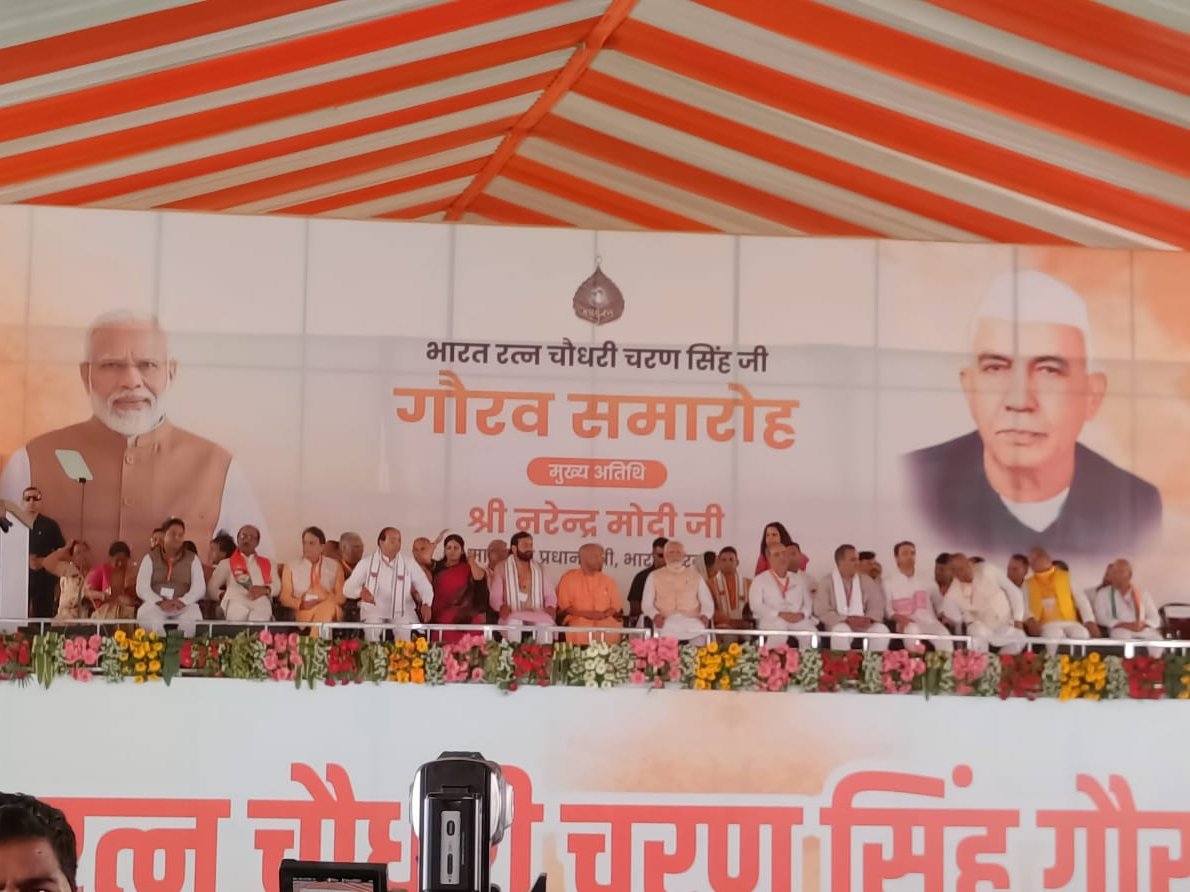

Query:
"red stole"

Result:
[[230, 550, 271, 586]]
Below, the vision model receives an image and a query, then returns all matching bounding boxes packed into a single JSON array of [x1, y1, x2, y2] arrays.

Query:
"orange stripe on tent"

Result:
[[502, 155, 715, 231], [575, 70, 1069, 245], [275, 159, 488, 215], [693, 0, 1189, 177], [30, 73, 554, 207], [612, 21, 1190, 248], [467, 194, 571, 227], [533, 115, 878, 236], [0, 23, 589, 189], [0, 0, 340, 86], [373, 198, 454, 220], [445, 0, 639, 222], [160, 119, 515, 211], [0, 0, 567, 142], [924, 0, 1190, 96]]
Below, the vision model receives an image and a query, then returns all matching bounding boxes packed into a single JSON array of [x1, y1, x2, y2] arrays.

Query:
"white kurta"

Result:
[[748, 570, 817, 645], [344, 551, 434, 641], [882, 569, 953, 651], [135, 555, 204, 635], [208, 553, 279, 622], [641, 571, 714, 643], [1091, 585, 1163, 654]]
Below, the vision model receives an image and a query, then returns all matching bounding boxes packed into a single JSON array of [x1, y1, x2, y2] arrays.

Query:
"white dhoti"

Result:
[[1109, 626, 1163, 657], [967, 621, 1027, 655], [829, 621, 890, 652], [1039, 621, 1090, 654], [756, 617, 818, 647], [223, 593, 273, 623], [905, 615, 954, 652], [137, 601, 202, 636], [359, 602, 415, 642], [656, 614, 709, 645], [505, 609, 555, 645]]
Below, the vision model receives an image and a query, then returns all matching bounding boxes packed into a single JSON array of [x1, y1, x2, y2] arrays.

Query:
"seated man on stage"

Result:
[[748, 544, 817, 645], [208, 524, 278, 622], [709, 546, 752, 630], [1024, 547, 1098, 653], [642, 539, 714, 643], [135, 516, 204, 635], [1092, 559, 1163, 653], [812, 544, 890, 651], [942, 553, 1027, 654], [489, 532, 557, 643], [279, 525, 344, 631], [884, 540, 953, 651], [344, 527, 434, 641], [556, 543, 622, 644]]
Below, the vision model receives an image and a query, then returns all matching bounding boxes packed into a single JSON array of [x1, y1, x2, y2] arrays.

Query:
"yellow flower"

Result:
[[149, 660, 161, 673], [1088, 652, 1101, 663], [411, 667, 425, 684], [694, 678, 708, 690], [113, 629, 127, 644], [415, 637, 428, 653], [135, 662, 147, 673], [135, 676, 145, 684], [119, 652, 129, 662], [727, 642, 741, 656], [707, 641, 719, 654], [412, 658, 424, 669], [133, 627, 145, 641]]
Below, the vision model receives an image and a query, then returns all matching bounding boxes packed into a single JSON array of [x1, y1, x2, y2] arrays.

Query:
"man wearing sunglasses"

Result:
[[0, 487, 66, 619]]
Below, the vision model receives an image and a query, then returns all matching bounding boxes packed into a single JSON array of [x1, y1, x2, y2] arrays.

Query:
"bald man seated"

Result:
[[905, 270, 1161, 556], [556, 544, 623, 644], [207, 525, 279, 622]]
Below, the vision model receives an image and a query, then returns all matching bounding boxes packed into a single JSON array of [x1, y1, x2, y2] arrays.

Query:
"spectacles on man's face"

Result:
[[23, 494, 41, 503]]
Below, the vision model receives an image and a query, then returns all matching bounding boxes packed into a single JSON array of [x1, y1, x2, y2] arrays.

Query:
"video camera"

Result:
[[280, 752, 545, 892]]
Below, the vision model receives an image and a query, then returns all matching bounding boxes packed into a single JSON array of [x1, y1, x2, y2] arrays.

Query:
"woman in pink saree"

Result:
[[430, 534, 490, 643]]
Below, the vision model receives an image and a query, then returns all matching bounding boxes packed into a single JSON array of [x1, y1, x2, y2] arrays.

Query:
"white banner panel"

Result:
[[2, 681, 1188, 891]]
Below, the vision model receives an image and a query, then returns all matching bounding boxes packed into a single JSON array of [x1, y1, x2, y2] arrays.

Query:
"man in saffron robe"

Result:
[[556, 543, 623, 644]]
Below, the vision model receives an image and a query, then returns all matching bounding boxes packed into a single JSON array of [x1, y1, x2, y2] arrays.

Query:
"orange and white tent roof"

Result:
[[0, 0, 1186, 247]]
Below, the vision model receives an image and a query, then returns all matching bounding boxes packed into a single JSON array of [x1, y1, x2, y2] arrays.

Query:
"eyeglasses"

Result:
[[23, 495, 41, 502]]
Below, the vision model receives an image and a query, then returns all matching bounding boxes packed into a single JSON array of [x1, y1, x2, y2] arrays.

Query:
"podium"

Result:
[[0, 508, 29, 629]]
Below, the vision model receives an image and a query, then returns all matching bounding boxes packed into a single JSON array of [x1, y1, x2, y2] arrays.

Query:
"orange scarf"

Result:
[[230, 550, 271, 586]]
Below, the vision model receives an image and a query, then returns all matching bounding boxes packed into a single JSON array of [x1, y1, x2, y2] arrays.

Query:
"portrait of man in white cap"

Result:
[[0, 310, 272, 559], [905, 270, 1161, 556]]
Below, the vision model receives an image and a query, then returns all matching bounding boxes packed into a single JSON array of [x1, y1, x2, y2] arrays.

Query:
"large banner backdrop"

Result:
[[3, 681, 1189, 891], [0, 205, 1187, 594]]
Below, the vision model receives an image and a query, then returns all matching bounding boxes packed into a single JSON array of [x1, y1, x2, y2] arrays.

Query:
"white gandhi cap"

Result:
[[972, 270, 1095, 366]]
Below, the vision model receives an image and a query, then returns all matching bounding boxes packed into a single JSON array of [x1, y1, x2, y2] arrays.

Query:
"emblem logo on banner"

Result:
[[572, 263, 624, 325]]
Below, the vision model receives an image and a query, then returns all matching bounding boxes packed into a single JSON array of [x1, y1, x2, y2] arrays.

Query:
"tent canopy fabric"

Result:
[[0, 0, 1186, 247]]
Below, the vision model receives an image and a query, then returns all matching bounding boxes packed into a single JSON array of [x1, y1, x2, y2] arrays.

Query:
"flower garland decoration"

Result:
[[0, 634, 32, 683], [629, 637, 680, 688], [1123, 655, 1164, 699], [559, 640, 632, 688], [858, 652, 884, 694], [1059, 652, 1106, 701], [387, 638, 428, 684], [110, 628, 166, 683], [881, 648, 927, 694], [180, 637, 228, 678], [61, 634, 102, 683], [8, 628, 1190, 702], [441, 635, 488, 684], [756, 644, 798, 692]]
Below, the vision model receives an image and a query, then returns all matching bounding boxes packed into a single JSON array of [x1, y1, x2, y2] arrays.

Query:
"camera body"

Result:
[[409, 752, 512, 892]]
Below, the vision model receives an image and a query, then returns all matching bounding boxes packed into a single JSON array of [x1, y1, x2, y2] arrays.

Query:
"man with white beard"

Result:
[[0, 311, 270, 558]]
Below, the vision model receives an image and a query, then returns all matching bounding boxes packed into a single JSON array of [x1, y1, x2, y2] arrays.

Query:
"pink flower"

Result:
[[289, 633, 300, 648], [88, 634, 102, 650], [290, 654, 303, 667], [274, 636, 288, 654], [787, 650, 799, 673], [667, 666, 681, 682], [273, 668, 292, 681], [766, 676, 785, 691], [259, 629, 274, 646], [82, 649, 99, 667], [629, 671, 647, 685], [263, 652, 278, 671], [63, 641, 78, 662], [758, 661, 772, 679], [72, 668, 92, 682], [471, 668, 485, 681]]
